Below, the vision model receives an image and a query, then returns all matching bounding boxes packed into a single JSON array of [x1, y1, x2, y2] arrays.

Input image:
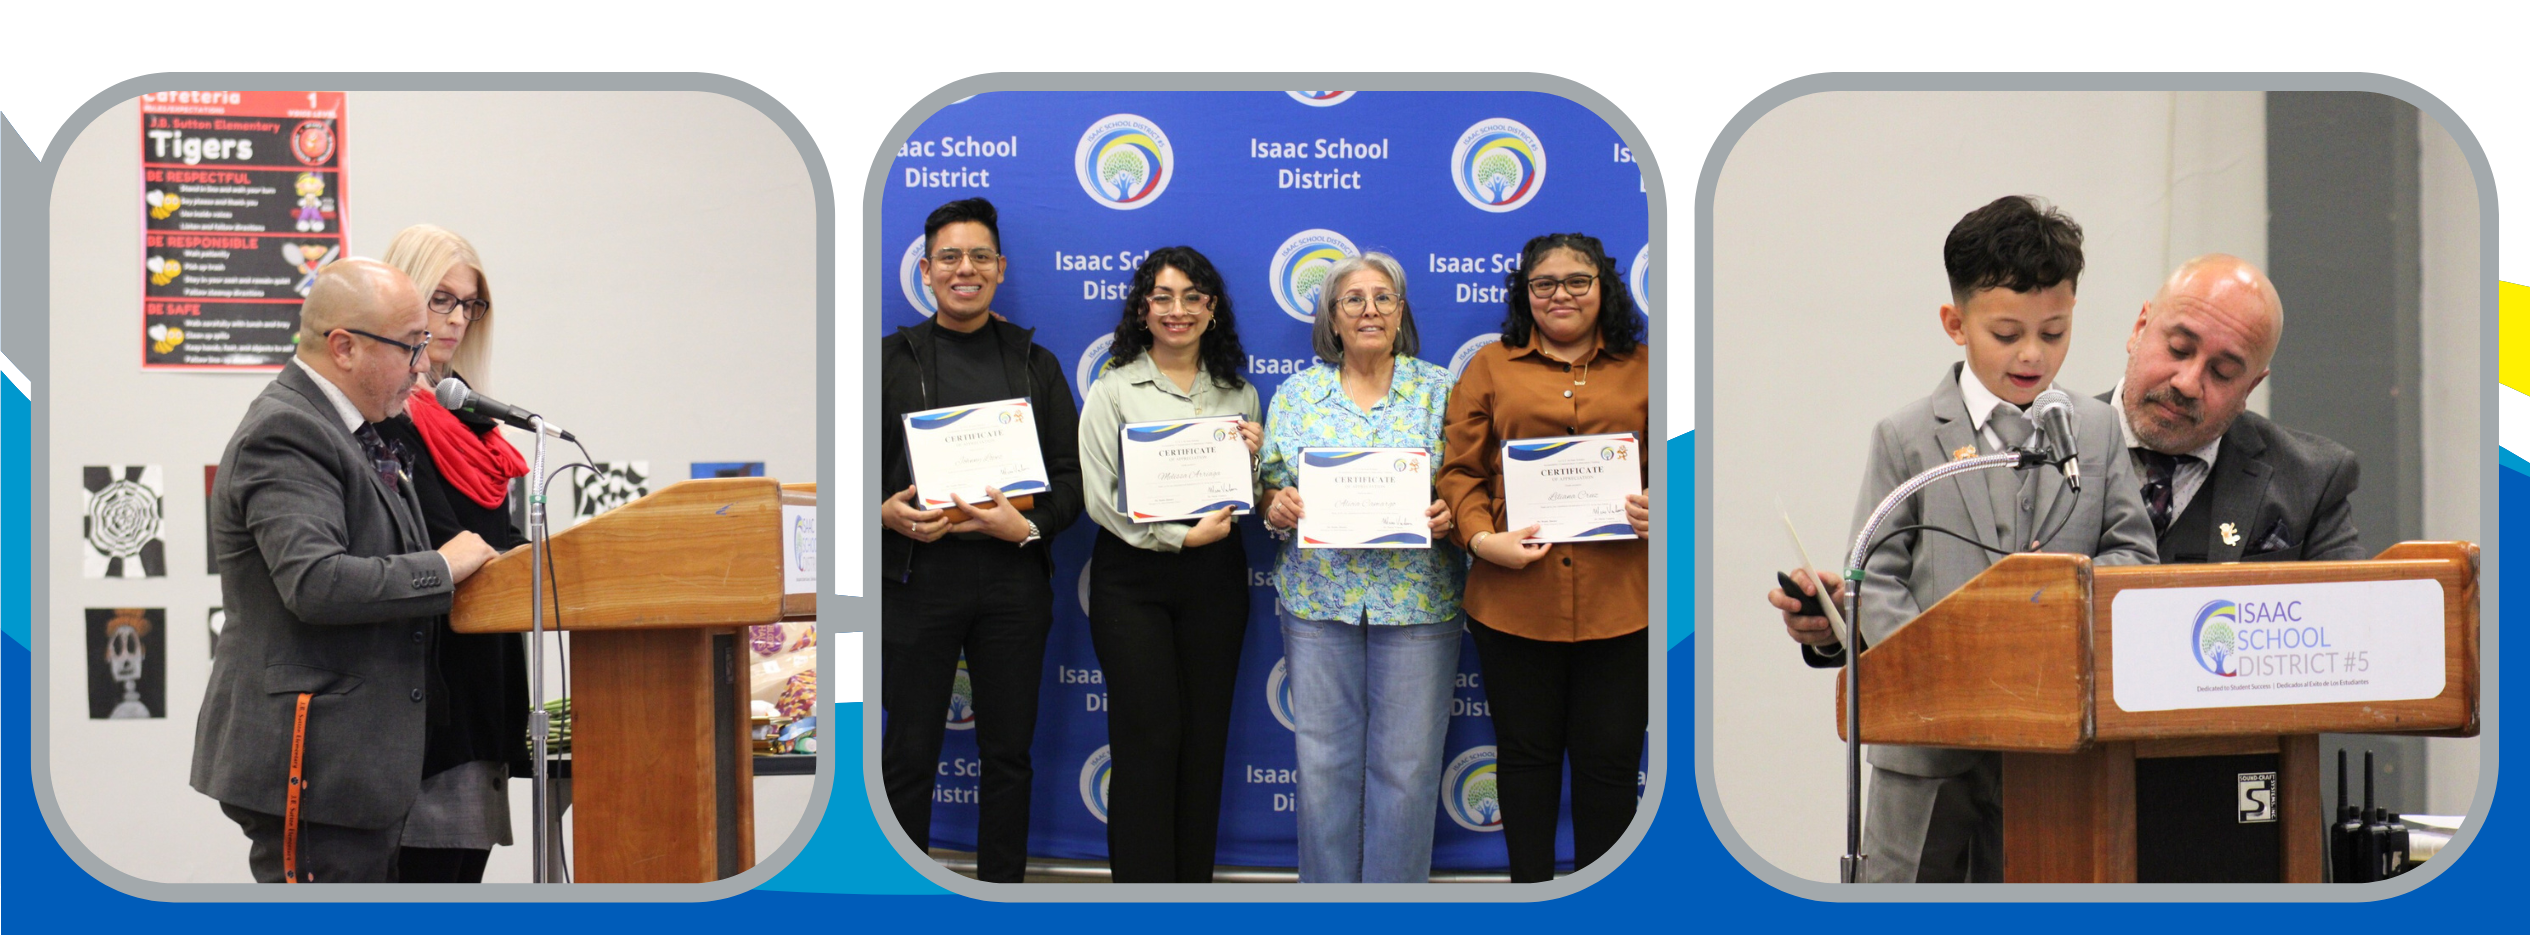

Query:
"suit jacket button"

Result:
[[412, 630, 425, 643], [410, 689, 424, 702]]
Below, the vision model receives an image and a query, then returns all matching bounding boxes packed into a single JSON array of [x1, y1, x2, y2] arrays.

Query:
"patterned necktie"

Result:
[[355, 423, 404, 493], [2136, 448, 2198, 534], [1990, 404, 2040, 547]]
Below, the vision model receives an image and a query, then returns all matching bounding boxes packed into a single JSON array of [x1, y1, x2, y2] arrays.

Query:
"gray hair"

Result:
[[1309, 251, 1422, 365]]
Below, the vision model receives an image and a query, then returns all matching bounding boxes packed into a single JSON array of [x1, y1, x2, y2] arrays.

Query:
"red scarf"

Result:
[[405, 385, 528, 508]]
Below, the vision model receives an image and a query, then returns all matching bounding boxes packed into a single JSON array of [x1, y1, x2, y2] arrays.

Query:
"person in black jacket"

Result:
[[878, 198, 1084, 882], [370, 224, 533, 883]]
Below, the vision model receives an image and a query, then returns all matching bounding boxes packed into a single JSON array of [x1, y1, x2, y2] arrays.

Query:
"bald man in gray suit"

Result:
[[193, 259, 501, 882]]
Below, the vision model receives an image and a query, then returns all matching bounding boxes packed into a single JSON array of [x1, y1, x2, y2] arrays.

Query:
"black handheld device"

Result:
[[1777, 570, 1827, 617]]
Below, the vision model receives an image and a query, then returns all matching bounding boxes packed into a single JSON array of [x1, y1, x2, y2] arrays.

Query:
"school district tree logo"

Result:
[[1075, 333, 1118, 400], [1266, 658, 1297, 731], [1075, 114, 1174, 210], [1450, 118, 1546, 213], [1443, 745, 1504, 831], [945, 656, 977, 730], [1447, 333, 1502, 382], [1080, 744, 1115, 823], [1630, 243, 1652, 316], [1287, 91, 1355, 107], [2192, 599, 2241, 677], [1269, 228, 1360, 323], [899, 234, 938, 315]]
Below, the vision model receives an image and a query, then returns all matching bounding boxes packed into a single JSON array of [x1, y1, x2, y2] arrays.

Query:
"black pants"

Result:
[[221, 803, 404, 883], [396, 847, 491, 882], [881, 537, 1054, 883], [1467, 619, 1648, 882], [1087, 529, 1249, 882]]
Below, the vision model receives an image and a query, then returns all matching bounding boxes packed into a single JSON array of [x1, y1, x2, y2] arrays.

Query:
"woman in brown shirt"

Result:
[[1439, 233, 1652, 882]]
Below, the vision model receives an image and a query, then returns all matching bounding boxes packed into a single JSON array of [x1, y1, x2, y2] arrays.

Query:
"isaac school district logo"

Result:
[[1269, 228, 1361, 323], [1075, 333, 1118, 400], [1447, 333, 1503, 382], [945, 656, 977, 730], [1266, 658, 1297, 731], [1443, 745, 1504, 831], [1450, 118, 1546, 213], [899, 234, 938, 315], [1080, 745, 1114, 823], [2192, 599, 2241, 677], [1287, 91, 1355, 107], [1076, 114, 1174, 210], [1630, 243, 1652, 315]]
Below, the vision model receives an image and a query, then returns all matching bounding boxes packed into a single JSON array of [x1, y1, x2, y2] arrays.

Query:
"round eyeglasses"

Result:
[[1525, 274, 1598, 299]]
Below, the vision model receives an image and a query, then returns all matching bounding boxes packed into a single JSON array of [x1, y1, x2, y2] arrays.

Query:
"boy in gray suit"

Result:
[[1776, 196, 2157, 882]]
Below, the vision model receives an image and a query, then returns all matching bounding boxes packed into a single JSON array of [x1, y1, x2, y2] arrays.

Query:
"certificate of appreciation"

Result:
[[902, 398, 1052, 510], [1118, 416, 1253, 522], [1296, 447, 1431, 549], [1501, 433, 1640, 543]]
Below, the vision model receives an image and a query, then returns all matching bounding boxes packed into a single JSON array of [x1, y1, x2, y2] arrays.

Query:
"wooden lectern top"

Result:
[[451, 477, 815, 634], [1836, 541, 2479, 751]]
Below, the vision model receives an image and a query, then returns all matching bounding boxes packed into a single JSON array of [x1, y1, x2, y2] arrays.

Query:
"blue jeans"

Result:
[[1277, 604, 1463, 882]]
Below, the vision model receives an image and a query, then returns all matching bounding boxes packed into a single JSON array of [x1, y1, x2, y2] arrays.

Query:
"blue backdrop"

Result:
[[882, 90, 1651, 872]]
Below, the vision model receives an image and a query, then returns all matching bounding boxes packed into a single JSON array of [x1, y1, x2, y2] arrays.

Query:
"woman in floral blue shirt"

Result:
[[1256, 252, 1463, 883]]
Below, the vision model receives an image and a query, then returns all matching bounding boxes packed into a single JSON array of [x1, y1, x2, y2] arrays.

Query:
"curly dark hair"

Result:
[[1499, 232, 1644, 356], [1943, 195, 2083, 305], [1108, 246, 1248, 390]]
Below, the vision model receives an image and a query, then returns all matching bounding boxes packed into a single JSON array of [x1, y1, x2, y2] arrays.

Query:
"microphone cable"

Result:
[[1845, 471, 2079, 655]]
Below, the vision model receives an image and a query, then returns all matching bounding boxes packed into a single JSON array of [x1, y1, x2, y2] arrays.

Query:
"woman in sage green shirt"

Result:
[[1076, 246, 1261, 882]]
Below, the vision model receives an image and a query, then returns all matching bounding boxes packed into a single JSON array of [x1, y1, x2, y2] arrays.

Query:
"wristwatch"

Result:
[[1017, 519, 1042, 548]]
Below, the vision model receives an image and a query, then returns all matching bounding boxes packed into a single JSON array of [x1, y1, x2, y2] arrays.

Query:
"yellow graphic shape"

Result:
[[2503, 281, 2530, 395]]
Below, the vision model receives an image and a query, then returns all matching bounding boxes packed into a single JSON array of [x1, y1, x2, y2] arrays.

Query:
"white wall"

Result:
[[2416, 109, 2482, 819], [1709, 91, 2270, 882], [46, 91, 816, 882]]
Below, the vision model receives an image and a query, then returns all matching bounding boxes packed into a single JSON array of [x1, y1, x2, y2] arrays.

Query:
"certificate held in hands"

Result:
[[1297, 447, 1431, 549], [1502, 433, 1640, 543], [903, 398, 1048, 519], [1119, 416, 1253, 522]]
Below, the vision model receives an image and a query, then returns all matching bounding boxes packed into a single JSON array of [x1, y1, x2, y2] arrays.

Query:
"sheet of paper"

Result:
[[1118, 416, 1253, 522], [782, 503, 816, 596], [1501, 433, 1640, 543], [1296, 447, 1431, 549], [902, 398, 1052, 509]]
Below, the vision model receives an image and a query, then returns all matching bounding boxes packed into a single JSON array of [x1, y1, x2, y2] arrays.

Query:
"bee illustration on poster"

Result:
[[87, 608, 167, 719], [139, 91, 347, 369], [83, 465, 165, 578]]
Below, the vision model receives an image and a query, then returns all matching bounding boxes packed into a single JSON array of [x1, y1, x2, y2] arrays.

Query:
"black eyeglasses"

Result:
[[1525, 274, 1599, 299], [430, 291, 490, 322], [339, 328, 431, 369]]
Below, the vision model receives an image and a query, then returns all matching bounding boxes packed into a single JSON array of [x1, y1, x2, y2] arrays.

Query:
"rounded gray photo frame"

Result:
[[1690, 72, 2500, 902]]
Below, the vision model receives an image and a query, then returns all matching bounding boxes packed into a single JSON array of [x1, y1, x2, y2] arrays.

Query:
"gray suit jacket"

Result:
[[2095, 392, 2365, 564], [192, 363, 456, 829], [1816, 364, 2159, 777]]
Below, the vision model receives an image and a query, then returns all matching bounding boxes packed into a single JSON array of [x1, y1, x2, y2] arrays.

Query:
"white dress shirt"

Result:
[[2110, 379, 2222, 518]]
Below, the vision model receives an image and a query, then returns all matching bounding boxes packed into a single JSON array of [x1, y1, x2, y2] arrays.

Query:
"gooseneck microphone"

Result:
[[436, 377, 576, 442], [2026, 387, 2080, 492]]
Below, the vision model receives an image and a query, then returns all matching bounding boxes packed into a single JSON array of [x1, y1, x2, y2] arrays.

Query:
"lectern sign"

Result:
[[2110, 579, 2445, 712]]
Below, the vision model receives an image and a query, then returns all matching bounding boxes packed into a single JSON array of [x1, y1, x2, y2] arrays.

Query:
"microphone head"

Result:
[[2028, 388, 2079, 463], [435, 376, 471, 411]]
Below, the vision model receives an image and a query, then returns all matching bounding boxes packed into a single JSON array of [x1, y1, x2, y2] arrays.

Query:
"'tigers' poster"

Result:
[[138, 91, 347, 370]]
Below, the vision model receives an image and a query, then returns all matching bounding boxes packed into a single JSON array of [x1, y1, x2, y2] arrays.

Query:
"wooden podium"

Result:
[[1837, 541, 2478, 882], [452, 477, 817, 882]]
